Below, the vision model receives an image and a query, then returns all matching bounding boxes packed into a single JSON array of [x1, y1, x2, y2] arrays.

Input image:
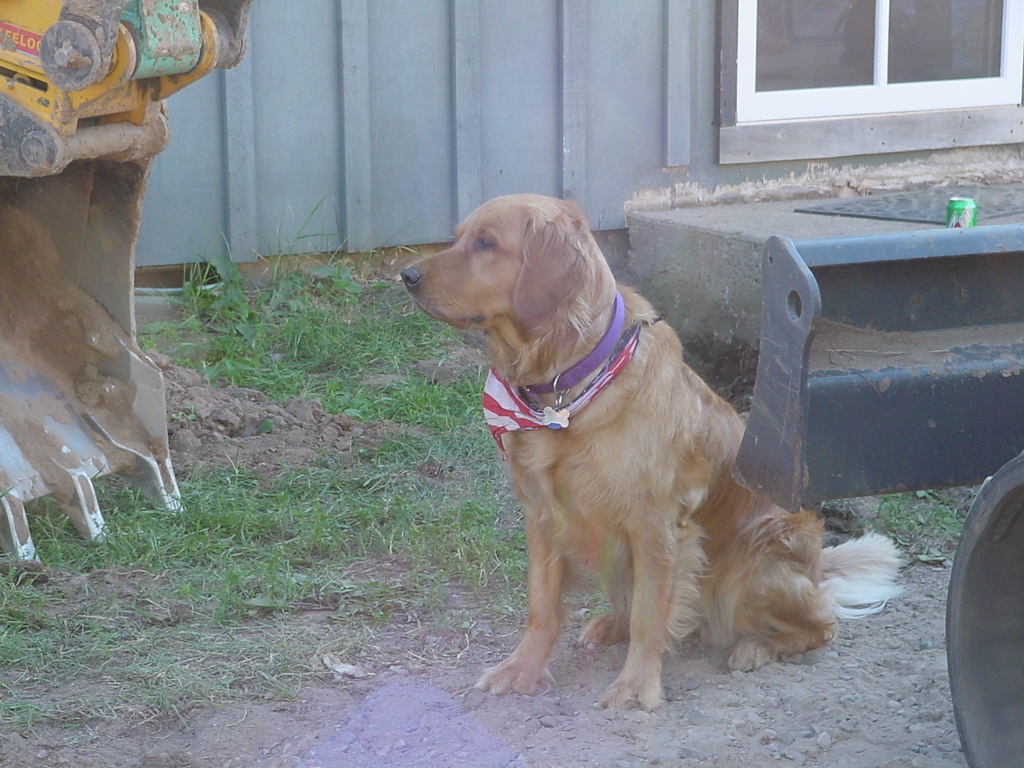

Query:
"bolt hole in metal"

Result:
[[787, 290, 803, 321]]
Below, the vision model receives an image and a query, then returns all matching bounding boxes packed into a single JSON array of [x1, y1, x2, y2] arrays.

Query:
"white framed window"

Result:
[[735, 0, 1024, 123]]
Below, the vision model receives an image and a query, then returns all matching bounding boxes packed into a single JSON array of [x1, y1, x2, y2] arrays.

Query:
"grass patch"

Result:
[[874, 489, 970, 565], [1, 253, 524, 730], [161, 256, 481, 428]]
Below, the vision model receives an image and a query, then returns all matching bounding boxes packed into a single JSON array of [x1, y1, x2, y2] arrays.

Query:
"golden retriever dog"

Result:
[[401, 194, 900, 710]]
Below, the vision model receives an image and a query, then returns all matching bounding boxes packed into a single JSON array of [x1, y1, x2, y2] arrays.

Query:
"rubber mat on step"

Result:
[[795, 184, 1024, 225]]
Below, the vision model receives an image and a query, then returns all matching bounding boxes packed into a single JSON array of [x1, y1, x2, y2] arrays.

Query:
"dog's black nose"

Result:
[[400, 265, 422, 290]]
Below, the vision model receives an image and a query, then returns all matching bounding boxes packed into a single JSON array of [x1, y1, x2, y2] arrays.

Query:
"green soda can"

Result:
[[946, 197, 977, 228]]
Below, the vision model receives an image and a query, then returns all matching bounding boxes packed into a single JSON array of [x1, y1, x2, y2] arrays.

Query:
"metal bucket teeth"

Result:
[[0, 356, 177, 559], [1, 490, 34, 561], [0, 350, 182, 560]]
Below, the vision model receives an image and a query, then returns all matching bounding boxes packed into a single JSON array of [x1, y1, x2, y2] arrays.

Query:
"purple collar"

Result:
[[525, 291, 626, 396]]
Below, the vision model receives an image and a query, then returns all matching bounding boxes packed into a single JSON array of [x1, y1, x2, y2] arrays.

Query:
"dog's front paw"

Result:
[[727, 635, 775, 671], [580, 611, 629, 647], [598, 673, 663, 711], [476, 656, 552, 696]]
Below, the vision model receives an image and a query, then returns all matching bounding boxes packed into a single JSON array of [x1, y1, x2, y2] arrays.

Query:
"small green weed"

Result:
[[875, 489, 970, 564]]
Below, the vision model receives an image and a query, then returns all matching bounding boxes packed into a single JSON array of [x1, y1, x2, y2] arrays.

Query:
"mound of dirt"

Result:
[[154, 355, 382, 478]]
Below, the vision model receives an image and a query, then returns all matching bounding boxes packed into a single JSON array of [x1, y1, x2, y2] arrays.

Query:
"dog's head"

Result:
[[401, 195, 614, 347]]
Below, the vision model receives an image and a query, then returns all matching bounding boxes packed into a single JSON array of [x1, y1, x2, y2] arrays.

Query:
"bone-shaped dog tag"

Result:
[[541, 406, 570, 429]]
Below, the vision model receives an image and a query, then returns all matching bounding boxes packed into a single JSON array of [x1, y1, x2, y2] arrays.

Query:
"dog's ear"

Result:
[[512, 199, 589, 332]]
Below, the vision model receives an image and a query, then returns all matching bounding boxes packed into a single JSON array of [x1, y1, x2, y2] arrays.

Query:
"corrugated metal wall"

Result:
[[135, 0, 694, 267]]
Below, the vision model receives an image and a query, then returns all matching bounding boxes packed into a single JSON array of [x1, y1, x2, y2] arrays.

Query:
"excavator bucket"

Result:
[[0, 158, 179, 559], [0, 0, 253, 559]]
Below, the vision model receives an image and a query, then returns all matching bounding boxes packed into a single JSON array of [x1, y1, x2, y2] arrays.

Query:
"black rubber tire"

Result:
[[947, 451, 1024, 768]]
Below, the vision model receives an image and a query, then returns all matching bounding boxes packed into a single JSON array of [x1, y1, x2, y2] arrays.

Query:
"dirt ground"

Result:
[[1, 363, 970, 768]]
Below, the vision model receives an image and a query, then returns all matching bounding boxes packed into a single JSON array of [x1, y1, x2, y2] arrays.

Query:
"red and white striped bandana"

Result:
[[482, 324, 642, 457]]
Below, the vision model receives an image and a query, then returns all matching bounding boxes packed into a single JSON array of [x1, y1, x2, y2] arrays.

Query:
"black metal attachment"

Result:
[[734, 224, 1024, 511]]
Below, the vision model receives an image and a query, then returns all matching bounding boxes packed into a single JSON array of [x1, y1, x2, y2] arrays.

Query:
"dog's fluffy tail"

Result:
[[821, 532, 903, 619]]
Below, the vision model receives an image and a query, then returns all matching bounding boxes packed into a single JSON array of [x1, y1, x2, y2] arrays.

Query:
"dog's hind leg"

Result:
[[727, 622, 835, 671], [580, 539, 632, 648], [580, 608, 630, 647], [726, 572, 836, 671]]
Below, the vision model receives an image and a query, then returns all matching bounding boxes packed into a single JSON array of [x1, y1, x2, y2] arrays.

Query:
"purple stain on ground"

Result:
[[301, 681, 525, 768]]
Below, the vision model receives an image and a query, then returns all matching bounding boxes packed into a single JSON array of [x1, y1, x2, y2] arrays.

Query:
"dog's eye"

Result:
[[473, 237, 495, 252]]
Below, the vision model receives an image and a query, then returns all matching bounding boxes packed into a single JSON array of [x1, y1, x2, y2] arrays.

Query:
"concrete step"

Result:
[[624, 198, 959, 403]]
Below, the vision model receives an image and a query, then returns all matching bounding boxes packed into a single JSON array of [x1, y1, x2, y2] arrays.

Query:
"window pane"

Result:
[[889, 0, 1003, 83], [756, 0, 875, 91]]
